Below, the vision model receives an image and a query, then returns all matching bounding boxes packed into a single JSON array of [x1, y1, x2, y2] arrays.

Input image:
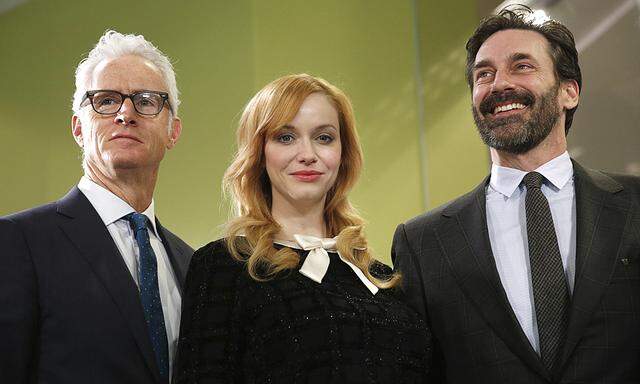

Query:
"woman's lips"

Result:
[[290, 170, 323, 182]]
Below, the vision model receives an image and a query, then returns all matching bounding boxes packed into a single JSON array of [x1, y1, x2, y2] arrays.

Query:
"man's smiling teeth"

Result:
[[493, 103, 526, 114]]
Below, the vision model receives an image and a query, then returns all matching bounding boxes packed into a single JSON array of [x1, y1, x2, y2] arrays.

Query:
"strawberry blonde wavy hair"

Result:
[[223, 73, 400, 289]]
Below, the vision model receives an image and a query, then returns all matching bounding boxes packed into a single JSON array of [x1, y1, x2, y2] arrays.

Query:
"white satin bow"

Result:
[[293, 234, 379, 295]]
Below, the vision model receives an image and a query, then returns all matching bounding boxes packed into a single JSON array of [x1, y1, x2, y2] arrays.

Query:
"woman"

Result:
[[174, 74, 430, 383]]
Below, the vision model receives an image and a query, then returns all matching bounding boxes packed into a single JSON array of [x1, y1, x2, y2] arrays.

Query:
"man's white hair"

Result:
[[72, 30, 180, 116]]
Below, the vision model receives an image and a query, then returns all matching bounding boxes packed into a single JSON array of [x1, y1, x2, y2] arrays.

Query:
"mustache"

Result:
[[479, 90, 535, 115]]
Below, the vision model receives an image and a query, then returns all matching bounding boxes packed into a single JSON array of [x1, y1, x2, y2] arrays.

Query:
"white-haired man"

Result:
[[0, 31, 193, 384]]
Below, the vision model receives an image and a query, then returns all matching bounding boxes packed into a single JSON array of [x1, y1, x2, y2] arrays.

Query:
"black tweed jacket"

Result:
[[174, 239, 431, 383]]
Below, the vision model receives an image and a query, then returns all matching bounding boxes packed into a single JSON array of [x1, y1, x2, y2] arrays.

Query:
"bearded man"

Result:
[[392, 6, 640, 383]]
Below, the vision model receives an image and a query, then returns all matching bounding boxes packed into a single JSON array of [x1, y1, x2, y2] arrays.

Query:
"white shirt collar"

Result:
[[77, 176, 159, 235], [489, 151, 574, 198]]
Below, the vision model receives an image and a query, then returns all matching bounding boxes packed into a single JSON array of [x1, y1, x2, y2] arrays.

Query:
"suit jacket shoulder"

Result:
[[403, 178, 487, 231], [2, 200, 60, 228], [599, 170, 640, 199]]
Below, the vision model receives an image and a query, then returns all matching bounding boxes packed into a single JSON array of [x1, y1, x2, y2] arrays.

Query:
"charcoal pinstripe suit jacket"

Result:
[[392, 161, 640, 383]]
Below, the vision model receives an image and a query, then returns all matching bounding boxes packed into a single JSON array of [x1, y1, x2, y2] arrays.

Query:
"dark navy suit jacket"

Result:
[[0, 187, 193, 384]]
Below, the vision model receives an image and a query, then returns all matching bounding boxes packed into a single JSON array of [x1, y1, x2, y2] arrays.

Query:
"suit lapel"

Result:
[[554, 161, 629, 376], [56, 187, 162, 383], [436, 179, 549, 380], [156, 220, 189, 293]]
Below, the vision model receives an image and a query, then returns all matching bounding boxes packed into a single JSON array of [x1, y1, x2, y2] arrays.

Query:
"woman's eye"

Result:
[[316, 134, 334, 144], [276, 133, 295, 144]]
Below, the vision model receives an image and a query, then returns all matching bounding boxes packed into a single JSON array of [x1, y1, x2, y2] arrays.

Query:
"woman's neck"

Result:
[[271, 198, 327, 241]]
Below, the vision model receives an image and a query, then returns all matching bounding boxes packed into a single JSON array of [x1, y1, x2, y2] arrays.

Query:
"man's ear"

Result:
[[167, 117, 182, 149], [560, 79, 579, 110], [72, 115, 84, 147]]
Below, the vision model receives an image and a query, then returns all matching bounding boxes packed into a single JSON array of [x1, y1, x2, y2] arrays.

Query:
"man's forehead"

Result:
[[475, 29, 550, 65], [90, 55, 165, 90]]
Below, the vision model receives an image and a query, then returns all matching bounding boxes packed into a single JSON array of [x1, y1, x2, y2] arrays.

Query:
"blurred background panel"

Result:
[[4, 0, 635, 263]]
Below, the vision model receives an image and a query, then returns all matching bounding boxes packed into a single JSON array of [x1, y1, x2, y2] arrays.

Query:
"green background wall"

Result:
[[0, 0, 489, 264]]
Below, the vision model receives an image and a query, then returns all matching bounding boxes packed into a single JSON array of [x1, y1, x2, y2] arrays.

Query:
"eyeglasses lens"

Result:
[[132, 93, 163, 115], [92, 91, 123, 114], [90, 91, 164, 115]]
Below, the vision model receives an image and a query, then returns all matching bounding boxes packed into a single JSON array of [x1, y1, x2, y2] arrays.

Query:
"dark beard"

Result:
[[472, 84, 560, 154]]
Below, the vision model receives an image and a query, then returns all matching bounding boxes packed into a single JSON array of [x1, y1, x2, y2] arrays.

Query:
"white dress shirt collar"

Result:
[[77, 176, 159, 236], [489, 151, 573, 198]]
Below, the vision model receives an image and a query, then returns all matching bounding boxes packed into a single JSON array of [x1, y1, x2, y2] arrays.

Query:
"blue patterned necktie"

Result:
[[124, 213, 169, 380]]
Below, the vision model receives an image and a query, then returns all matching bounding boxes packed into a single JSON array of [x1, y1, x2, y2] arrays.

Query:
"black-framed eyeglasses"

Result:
[[81, 90, 172, 116]]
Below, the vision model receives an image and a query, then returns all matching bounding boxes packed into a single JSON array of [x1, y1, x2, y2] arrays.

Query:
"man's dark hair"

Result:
[[465, 5, 581, 134]]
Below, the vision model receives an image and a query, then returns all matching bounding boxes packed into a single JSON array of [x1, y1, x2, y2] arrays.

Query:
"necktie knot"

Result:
[[522, 171, 545, 190], [124, 212, 148, 232]]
